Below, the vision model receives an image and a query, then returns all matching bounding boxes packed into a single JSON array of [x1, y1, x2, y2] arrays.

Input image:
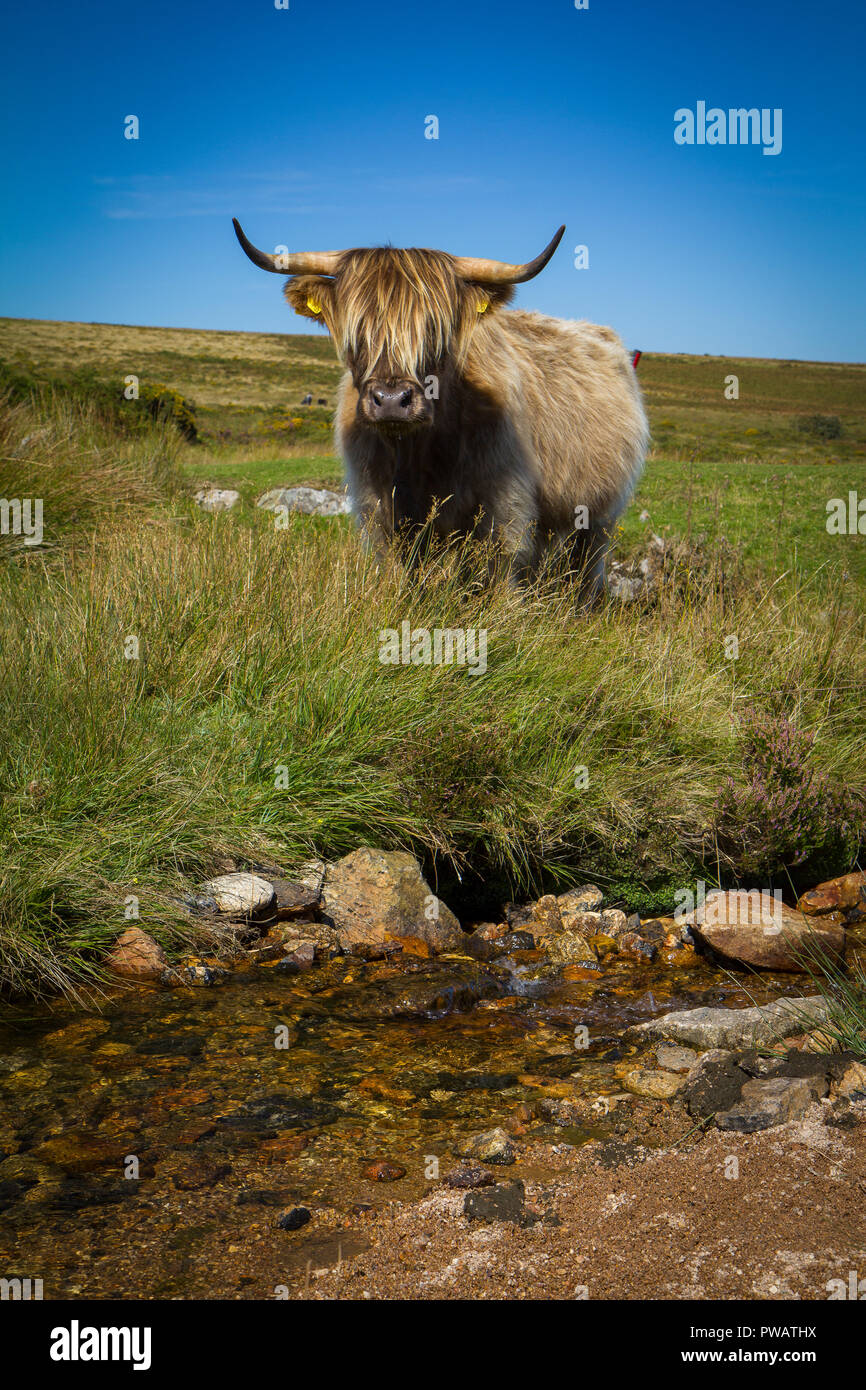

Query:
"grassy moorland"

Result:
[[0, 316, 863, 997]]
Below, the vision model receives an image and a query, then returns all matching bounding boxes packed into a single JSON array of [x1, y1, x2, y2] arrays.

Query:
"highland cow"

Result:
[[234, 219, 648, 594]]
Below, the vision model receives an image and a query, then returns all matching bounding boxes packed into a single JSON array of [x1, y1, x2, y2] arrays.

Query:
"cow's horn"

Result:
[[232, 219, 342, 276], [452, 226, 566, 285]]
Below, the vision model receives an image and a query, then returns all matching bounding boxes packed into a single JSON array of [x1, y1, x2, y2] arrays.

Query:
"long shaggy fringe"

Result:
[[327, 248, 490, 382]]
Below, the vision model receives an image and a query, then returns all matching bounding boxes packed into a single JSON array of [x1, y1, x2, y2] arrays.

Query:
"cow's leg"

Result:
[[565, 526, 610, 605]]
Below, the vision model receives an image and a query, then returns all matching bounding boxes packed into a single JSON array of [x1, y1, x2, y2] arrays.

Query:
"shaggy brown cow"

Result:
[[233, 218, 648, 593]]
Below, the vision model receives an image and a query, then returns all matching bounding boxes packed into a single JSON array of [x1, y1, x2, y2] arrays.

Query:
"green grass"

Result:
[[181, 451, 344, 497], [624, 454, 866, 591], [0, 320, 864, 999]]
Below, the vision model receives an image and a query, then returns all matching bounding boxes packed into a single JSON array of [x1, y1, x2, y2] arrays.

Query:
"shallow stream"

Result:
[[0, 946, 802, 1298]]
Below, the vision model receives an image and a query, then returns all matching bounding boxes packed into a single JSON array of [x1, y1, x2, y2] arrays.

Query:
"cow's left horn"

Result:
[[452, 225, 566, 285], [232, 219, 342, 276]]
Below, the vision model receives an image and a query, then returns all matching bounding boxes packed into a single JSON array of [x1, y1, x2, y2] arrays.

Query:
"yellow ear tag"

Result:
[[307, 297, 322, 314], [477, 299, 489, 314]]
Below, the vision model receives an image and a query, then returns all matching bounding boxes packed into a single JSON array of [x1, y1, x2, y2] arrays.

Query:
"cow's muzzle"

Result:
[[360, 380, 432, 431]]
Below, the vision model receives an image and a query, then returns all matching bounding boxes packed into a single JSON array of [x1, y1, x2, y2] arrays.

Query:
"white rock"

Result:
[[624, 996, 831, 1050], [256, 486, 351, 517], [194, 487, 240, 512], [200, 872, 274, 917]]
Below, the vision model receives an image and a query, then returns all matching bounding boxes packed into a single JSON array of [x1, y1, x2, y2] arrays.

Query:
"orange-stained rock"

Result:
[[260, 1134, 309, 1163], [386, 934, 432, 959], [798, 871, 866, 924], [476, 922, 510, 941], [563, 964, 604, 981], [361, 1159, 406, 1182], [105, 927, 168, 983]]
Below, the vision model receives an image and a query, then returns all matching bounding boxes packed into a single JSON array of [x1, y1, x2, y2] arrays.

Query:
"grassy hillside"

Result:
[[0, 317, 863, 997]]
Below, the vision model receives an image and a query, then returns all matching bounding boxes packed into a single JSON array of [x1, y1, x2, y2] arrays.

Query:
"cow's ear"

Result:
[[464, 281, 515, 315], [284, 276, 333, 323]]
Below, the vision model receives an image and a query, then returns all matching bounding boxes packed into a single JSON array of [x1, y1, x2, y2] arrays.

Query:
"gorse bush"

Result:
[[0, 358, 198, 442], [796, 413, 843, 439]]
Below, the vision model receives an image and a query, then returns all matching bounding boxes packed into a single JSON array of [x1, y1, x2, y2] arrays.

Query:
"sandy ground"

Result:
[[295, 1104, 866, 1300]]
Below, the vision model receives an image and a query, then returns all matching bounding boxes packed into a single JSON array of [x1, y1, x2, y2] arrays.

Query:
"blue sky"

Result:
[[1, 0, 864, 360]]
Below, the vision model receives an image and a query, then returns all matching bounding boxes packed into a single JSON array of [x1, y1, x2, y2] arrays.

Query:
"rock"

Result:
[[466, 930, 534, 962], [443, 1162, 496, 1190], [455, 1127, 516, 1166], [655, 1043, 703, 1074], [180, 961, 229, 987], [276, 943, 317, 974], [105, 928, 169, 983], [557, 885, 604, 921], [590, 933, 618, 957], [475, 922, 510, 941], [545, 933, 599, 966], [681, 1050, 762, 1119], [557, 910, 604, 937], [294, 859, 328, 892], [737, 1048, 837, 1095], [825, 1099, 861, 1129], [621, 1068, 684, 1100], [247, 938, 287, 963], [256, 486, 351, 517], [194, 487, 240, 512], [278, 922, 340, 959], [832, 1060, 866, 1100], [322, 960, 504, 1022], [799, 1028, 842, 1053], [361, 1160, 406, 1182], [494, 931, 536, 953], [268, 877, 321, 920], [618, 932, 657, 964], [798, 871, 866, 925], [688, 890, 845, 972], [497, 960, 563, 997], [624, 996, 831, 1051], [278, 1207, 311, 1231], [321, 847, 462, 952], [600, 909, 629, 937], [716, 1076, 815, 1132], [523, 894, 564, 940], [464, 1180, 525, 1224], [201, 872, 275, 918]]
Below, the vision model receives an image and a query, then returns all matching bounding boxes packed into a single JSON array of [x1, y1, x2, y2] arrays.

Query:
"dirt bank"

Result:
[[296, 1104, 866, 1300]]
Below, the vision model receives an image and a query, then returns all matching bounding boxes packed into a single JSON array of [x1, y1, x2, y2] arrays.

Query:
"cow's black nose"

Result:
[[366, 381, 419, 421]]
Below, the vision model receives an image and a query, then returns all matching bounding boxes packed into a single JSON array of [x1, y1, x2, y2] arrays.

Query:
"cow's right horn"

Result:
[[233, 219, 342, 276]]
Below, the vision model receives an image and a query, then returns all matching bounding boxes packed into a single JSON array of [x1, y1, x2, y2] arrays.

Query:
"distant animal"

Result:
[[233, 218, 647, 593], [301, 393, 312, 405], [317, 398, 327, 406]]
